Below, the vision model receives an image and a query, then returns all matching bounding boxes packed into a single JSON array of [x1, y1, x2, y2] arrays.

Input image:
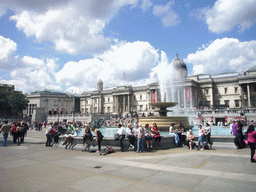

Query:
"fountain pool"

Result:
[[77, 126, 233, 137]]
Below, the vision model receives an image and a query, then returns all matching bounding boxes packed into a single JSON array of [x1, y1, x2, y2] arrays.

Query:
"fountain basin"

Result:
[[139, 116, 192, 131]]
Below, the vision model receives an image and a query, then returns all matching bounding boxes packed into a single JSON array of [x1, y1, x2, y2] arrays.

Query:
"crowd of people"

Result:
[[0, 121, 29, 146], [1, 118, 256, 162]]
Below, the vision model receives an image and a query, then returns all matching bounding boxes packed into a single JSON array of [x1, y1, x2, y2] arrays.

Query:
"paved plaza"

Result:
[[0, 129, 256, 192]]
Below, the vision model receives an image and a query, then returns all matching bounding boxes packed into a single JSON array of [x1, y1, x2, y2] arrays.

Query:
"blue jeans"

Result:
[[3, 133, 8, 146], [119, 135, 125, 150], [137, 138, 144, 152], [170, 133, 180, 144], [198, 136, 204, 146]]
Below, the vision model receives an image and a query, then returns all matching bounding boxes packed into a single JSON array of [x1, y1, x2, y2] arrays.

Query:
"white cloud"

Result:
[[152, 1, 179, 27], [141, 0, 153, 12], [0, 55, 60, 93], [205, 0, 256, 33], [0, 36, 17, 69], [55, 41, 159, 92], [185, 38, 256, 75], [9, 0, 139, 55]]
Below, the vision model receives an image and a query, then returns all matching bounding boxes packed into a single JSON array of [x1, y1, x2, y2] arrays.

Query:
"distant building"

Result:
[[24, 90, 79, 121], [0, 84, 15, 96]]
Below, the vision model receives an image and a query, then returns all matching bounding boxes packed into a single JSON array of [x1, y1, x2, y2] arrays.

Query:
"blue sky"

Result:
[[0, 0, 256, 94]]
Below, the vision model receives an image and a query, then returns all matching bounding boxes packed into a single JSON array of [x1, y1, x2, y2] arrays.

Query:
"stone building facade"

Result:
[[80, 56, 256, 116], [24, 90, 78, 121]]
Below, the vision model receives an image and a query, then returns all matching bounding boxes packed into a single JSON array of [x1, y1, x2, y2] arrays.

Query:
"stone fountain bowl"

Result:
[[150, 102, 178, 109]]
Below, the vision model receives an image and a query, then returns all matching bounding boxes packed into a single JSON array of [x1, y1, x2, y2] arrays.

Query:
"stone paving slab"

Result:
[[0, 130, 256, 192]]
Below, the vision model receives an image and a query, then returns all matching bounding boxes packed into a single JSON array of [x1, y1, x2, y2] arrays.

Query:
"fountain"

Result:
[[139, 53, 192, 131]]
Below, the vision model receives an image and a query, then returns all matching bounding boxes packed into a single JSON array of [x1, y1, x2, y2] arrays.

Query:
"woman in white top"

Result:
[[169, 123, 180, 145], [198, 124, 205, 150]]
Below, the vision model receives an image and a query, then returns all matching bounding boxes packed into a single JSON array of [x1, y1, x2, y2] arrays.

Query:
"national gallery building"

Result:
[[22, 55, 256, 122], [80, 55, 256, 116]]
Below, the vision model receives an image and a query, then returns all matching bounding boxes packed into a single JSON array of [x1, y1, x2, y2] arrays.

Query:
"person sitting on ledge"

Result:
[[144, 124, 153, 148], [169, 123, 180, 146], [151, 122, 161, 147], [126, 123, 136, 149], [62, 123, 74, 145], [187, 129, 195, 150], [177, 123, 186, 146], [117, 124, 126, 152]]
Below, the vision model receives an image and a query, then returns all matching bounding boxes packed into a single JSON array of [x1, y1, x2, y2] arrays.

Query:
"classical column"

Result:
[[184, 88, 186, 109], [190, 87, 193, 108], [112, 96, 115, 113], [97, 97, 99, 113], [240, 85, 244, 109], [177, 89, 180, 106], [128, 95, 130, 112], [210, 87, 214, 108], [123, 95, 126, 113], [247, 84, 251, 108], [116, 96, 119, 114], [92, 98, 94, 113]]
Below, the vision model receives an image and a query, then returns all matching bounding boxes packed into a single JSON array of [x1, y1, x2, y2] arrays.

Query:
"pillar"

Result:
[[247, 84, 251, 108], [128, 95, 130, 112], [184, 88, 186, 109], [123, 95, 126, 113]]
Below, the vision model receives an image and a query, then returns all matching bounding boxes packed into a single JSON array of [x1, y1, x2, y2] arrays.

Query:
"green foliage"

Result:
[[0, 91, 29, 117]]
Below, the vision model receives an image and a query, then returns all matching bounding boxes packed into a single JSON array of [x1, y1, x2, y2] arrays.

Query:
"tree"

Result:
[[0, 91, 29, 118], [9, 92, 29, 117]]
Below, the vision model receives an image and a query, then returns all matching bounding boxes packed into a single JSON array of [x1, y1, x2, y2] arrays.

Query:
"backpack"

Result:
[[101, 147, 115, 155]]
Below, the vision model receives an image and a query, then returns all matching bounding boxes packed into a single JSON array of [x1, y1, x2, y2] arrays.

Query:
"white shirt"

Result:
[[117, 127, 126, 135], [126, 127, 135, 135]]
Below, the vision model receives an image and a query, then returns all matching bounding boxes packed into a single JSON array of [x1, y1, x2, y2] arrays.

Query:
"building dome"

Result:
[[173, 54, 187, 70]]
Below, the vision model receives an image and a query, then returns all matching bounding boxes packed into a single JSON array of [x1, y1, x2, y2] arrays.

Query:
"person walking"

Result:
[[0, 121, 11, 147], [232, 121, 243, 149], [246, 125, 256, 163]]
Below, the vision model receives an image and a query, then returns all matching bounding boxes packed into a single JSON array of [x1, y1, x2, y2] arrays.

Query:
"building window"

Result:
[[224, 88, 228, 94], [235, 87, 238, 93], [205, 89, 209, 95], [224, 100, 229, 108], [235, 100, 239, 108], [134, 95, 136, 100], [140, 95, 142, 100], [205, 101, 210, 107]]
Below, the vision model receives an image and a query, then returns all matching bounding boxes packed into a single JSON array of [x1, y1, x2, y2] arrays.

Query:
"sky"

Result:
[[0, 0, 256, 94]]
